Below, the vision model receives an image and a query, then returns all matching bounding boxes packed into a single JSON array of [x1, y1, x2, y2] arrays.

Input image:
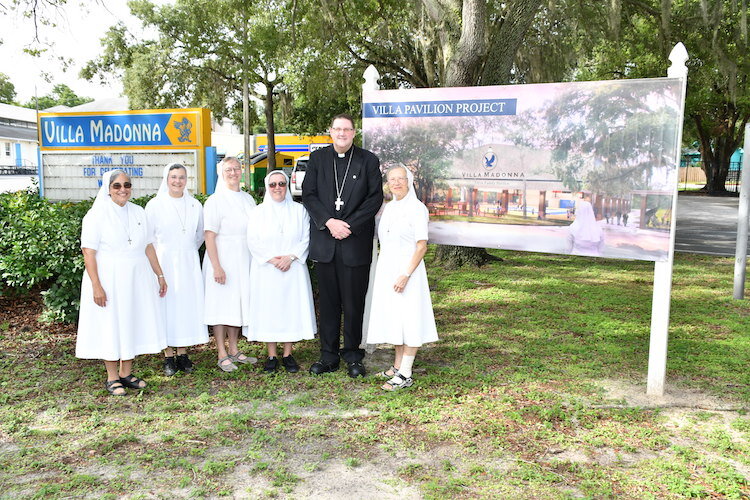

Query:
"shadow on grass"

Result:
[[1, 250, 748, 498]]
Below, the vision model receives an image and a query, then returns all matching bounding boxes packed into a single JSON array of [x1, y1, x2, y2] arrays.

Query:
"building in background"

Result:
[[0, 103, 38, 170]]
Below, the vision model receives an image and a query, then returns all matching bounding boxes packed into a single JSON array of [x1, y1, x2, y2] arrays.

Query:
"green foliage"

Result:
[[80, 0, 277, 128], [0, 190, 199, 323], [21, 84, 93, 110], [367, 120, 468, 203], [0, 72, 16, 104], [0, 188, 90, 322], [567, 0, 749, 192]]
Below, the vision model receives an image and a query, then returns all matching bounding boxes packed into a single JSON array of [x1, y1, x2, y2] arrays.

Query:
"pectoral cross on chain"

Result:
[[335, 197, 344, 211]]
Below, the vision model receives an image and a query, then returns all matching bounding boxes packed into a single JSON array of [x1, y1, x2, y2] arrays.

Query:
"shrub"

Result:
[[0, 189, 254, 324], [0, 188, 91, 322]]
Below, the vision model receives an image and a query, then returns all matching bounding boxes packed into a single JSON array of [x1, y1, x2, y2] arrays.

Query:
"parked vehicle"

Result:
[[290, 156, 308, 198]]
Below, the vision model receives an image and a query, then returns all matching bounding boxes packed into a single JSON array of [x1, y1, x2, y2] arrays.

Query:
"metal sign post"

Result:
[[733, 126, 750, 299]]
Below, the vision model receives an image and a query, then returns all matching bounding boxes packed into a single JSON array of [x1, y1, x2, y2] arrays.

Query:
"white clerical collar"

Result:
[[336, 146, 353, 158]]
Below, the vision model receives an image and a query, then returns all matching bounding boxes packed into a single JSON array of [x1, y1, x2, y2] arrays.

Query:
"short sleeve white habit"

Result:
[[202, 179, 256, 327], [76, 172, 167, 360], [245, 171, 316, 342], [145, 164, 208, 347], [366, 169, 438, 347]]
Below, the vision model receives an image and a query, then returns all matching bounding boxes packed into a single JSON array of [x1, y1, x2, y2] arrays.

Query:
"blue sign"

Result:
[[363, 99, 517, 118], [39, 111, 201, 148]]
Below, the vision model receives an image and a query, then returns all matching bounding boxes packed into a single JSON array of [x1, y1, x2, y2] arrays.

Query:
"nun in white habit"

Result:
[[246, 171, 316, 373], [76, 169, 168, 396], [367, 165, 438, 391], [145, 163, 208, 376], [567, 198, 605, 256], [203, 157, 257, 372]]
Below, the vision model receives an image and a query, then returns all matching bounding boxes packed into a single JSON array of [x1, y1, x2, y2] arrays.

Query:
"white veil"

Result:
[[92, 169, 127, 213], [569, 199, 603, 243], [156, 163, 195, 202]]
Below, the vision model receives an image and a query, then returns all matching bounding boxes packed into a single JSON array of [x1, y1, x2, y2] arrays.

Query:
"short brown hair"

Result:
[[331, 113, 355, 129]]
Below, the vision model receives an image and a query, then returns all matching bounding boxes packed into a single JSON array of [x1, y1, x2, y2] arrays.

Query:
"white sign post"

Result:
[[646, 43, 689, 396]]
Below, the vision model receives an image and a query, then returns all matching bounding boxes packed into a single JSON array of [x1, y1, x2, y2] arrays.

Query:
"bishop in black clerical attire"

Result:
[[302, 113, 383, 377]]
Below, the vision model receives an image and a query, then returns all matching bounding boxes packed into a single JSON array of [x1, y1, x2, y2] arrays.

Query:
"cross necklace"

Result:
[[172, 195, 188, 233], [114, 204, 133, 245], [333, 148, 354, 212]]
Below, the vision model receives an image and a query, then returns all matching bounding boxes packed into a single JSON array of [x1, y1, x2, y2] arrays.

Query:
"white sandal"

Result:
[[382, 372, 413, 391], [376, 366, 397, 378]]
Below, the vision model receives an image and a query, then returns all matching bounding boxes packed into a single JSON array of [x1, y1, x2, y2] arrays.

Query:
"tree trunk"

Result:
[[433, 245, 500, 268], [437, 0, 543, 267], [444, 0, 487, 86], [693, 112, 746, 194], [480, 0, 544, 85], [265, 82, 276, 171]]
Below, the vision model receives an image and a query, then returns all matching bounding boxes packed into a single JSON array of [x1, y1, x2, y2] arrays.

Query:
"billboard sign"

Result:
[[39, 109, 208, 150], [38, 108, 211, 200], [363, 78, 684, 262]]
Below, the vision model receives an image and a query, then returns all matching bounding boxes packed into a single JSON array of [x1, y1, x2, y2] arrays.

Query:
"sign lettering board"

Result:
[[363, 79, 684, 262], [38, 108, 211, 200]]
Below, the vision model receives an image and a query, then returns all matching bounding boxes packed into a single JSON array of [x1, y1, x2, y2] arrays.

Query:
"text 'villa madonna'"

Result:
[[461, 172, 526, 178], [43, 120, 163, 145]]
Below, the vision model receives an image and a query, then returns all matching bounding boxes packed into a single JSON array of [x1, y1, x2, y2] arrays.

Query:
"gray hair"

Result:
[[385, 164, 408, 179], [219, 156, 241, 170], [108, 169, 131, 186], [167, 162, 186, 173]]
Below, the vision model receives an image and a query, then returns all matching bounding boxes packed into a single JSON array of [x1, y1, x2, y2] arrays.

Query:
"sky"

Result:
[[1, 1, 169, 104]]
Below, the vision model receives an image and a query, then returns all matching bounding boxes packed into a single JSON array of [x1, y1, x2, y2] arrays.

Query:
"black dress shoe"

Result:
[[264, 356, 279, 373], [176, 354, 194, 373], [347, 361, 366, 378], [282, 355, 300, 373], [163, 356, 178, 377], [309, 360, 339, 375]]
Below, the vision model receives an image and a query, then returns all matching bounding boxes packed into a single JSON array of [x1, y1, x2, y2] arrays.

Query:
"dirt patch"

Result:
[[287, 455, 423, 499], [549, 448, 658, 467], [195, 436, 424, 498], [595, 378, 746, 411]]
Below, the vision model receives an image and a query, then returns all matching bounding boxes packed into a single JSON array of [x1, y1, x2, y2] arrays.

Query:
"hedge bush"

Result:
[[0, 188, 256, 324], [0, 190, 159, 323]]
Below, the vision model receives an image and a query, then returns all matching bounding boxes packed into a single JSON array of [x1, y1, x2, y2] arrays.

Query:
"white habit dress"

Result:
[[568, 199, 605, 256], [145, 164, 208, 348], [202, 177, 256, 327], [76, 171, 167, 360], [366, 169, 438, 347], [245, 171, 317, 342]]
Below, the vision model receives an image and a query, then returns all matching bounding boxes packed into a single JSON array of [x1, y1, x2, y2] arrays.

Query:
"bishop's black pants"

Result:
[[315, 244, 370, 365]]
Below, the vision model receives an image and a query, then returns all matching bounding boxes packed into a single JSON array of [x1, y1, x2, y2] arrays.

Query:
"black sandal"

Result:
[[119, 374, 147, 389], [105, 380, 127, 396]]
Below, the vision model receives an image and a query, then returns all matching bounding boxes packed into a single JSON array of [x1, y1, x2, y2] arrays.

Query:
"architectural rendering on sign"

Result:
[[363, 78, 684, 262]]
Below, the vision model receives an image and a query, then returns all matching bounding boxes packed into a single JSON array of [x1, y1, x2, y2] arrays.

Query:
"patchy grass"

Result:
[[0, 250, 748, 498]]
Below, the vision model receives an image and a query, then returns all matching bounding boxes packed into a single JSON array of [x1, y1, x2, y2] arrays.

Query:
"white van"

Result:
[[290, 156, 308, 198]]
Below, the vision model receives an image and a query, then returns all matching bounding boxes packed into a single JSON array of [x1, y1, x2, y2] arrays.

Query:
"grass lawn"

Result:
[[0, 250, 748, 498]]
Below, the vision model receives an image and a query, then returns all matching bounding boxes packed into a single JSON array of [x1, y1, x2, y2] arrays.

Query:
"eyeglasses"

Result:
[[331, 127, 354, 133], [268, 181, 287, 188], [388, 177, 408, 183], [111, 182, 132, 189], [224, 167, 242, 173]]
